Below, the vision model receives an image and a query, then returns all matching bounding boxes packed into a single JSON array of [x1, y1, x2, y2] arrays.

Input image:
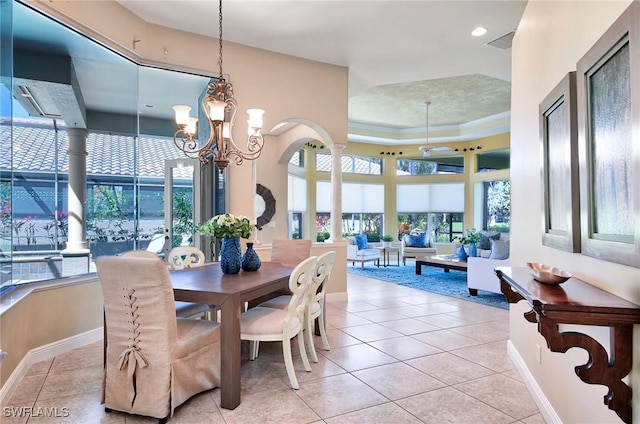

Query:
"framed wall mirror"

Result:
[[539, 72, 580, 252], [576, 0, 640, 268]]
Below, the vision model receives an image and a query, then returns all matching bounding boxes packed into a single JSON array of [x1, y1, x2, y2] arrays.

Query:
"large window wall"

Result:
[[2, 1, 224, 287], [302, 141, 509, 246]]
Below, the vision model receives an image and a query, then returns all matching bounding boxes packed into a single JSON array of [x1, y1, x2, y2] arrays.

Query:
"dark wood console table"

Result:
[[495, 267, 640, 424]]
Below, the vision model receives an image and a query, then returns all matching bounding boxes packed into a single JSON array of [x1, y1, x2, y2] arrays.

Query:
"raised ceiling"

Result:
[[117, 0, 528, 143]]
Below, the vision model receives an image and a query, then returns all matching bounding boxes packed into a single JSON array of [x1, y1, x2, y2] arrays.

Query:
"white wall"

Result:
[[510, 1, 638, 423]]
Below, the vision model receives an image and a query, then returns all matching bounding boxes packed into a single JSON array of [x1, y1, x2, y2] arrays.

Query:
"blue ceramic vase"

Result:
[[241, 242, 262, 272], [457, 245, 468, 261], [220, 237, 241, 274], [468, 242, 478, 257]]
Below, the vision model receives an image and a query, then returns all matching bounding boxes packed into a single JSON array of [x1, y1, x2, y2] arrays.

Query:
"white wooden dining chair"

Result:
[[167, 246, 206, 270], [121, 249, 213, 320], [240, 255, 317, 389], [257, 251, 336, 362]]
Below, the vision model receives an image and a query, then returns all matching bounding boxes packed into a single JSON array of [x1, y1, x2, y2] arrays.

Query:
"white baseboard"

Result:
[[507, 340, 561, 424], [326, 292, 348, 302], [0, 327, 103, 406]]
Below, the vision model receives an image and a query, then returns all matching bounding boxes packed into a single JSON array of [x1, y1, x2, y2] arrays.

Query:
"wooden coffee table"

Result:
[[415, 255, 475, 295]]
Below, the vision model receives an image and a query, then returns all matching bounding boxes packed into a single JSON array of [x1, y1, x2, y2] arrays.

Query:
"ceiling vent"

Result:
[[486, 30, 515, 50]]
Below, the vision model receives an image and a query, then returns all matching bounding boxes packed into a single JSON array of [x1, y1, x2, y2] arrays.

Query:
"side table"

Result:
[[376, 246, 400, 267]]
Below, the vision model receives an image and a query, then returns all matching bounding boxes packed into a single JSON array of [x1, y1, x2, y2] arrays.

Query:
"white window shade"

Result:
[[288, 174, 307, 212], [316, 181, 384, 213], [397, 183, 464, 212]]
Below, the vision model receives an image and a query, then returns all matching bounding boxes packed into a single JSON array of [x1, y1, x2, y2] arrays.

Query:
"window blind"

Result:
[[396, 183, 464, 212]]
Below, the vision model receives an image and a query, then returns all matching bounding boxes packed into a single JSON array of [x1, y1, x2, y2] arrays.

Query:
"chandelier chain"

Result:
[[218, 0, 223, 79], [172, 0, 265, 169]]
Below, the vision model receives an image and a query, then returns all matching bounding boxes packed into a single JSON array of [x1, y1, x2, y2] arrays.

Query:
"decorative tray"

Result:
[[526, 262, 572, 285]]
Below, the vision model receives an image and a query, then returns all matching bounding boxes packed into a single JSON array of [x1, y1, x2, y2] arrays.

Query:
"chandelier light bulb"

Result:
[[173, 105, 191, 126], [208, 100, 227, 121], [247, 109, 264, 135], [185, 117, 198, 135], [222, 122, 231, 139]]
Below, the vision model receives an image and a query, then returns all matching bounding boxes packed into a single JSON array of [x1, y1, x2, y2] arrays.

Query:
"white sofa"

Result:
[[400, 233, 437, 265], [466, 232, 510, 295], [345, 237, 380, 268], [467, 256, 509, 295]]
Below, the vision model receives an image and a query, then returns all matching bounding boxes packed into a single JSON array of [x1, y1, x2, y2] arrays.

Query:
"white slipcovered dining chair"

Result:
[[167, 246, 206, 270], [270, 238, 312, 267], [240, 255, 318, 389], [121, 249, 213, 320], [95, 256, 221, 423], [258, 251, 336, 362]]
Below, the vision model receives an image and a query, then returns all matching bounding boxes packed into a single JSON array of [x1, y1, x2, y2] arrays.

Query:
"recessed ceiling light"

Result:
[[472, 27, 488, 37]]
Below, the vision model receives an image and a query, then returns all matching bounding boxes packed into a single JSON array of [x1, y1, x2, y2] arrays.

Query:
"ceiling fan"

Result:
[[418, 101, 456, 158]]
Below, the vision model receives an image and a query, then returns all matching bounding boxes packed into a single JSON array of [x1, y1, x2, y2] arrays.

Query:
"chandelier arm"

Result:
[[173, 128, 203, 160]]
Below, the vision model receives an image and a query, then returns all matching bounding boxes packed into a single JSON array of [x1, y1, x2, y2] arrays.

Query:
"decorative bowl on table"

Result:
[[526, 262, 572, 285]]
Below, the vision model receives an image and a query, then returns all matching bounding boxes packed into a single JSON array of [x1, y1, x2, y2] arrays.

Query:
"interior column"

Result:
[[329, 143, 345, 242], [61, 128, 90, 275]]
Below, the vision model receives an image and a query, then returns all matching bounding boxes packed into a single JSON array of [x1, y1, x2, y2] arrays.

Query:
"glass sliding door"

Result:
[[163, 159, 201, 257]]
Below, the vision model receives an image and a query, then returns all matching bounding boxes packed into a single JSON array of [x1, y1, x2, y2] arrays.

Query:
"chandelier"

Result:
[[172, 0, 265, 170]]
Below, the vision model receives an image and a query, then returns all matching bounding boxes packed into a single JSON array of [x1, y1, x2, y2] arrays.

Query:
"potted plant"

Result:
[[381, 234, 394, 248], [196, 213, 255, 274], [455, 228, 481, 257]]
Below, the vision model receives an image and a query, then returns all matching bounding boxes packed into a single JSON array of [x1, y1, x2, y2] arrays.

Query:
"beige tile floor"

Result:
[[4, 272, 547, 424]]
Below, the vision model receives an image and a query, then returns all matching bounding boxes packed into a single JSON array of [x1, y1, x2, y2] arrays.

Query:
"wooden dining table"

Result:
[[170, 261, 293, 410]]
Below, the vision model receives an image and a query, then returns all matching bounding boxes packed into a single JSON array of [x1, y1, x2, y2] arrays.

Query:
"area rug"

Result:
[[347, 265, 508, 310]]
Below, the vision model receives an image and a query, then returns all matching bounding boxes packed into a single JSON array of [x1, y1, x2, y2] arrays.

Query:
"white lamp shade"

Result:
[[173, 105, 191, 126], [222, 122, 231, 139], [185, 117, 198, 135], [207, 100, 226, 121], [247, 109, 264, 130]]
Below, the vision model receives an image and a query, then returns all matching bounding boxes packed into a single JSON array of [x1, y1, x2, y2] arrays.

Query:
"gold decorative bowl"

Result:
[[527, 262, 572, 285]]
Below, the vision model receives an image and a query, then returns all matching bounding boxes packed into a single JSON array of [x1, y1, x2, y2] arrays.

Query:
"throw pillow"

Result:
[[408, 233, 427, 248], [354, 234, 369, 250], [489, 238, 510, 260], [478, 231, 500, 250]]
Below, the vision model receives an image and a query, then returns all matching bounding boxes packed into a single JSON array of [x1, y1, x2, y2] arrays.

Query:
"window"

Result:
[[396, 182, 465, 242], [3, 1, 222, 287], [316, 181, 384, 241], [397, 213, 463, 242], [288, 149, 304, 167], [288, 174, 306, 239], [397, 157, 464, 175], [315, 152, 382, 175], [482, 180, 511, 232], [476, 149, 510, 172], [289, 212, 302, 239], [314, 212, 383, 242]]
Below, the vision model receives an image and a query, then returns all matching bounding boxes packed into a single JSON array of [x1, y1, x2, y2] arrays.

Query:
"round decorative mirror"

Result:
[[255, 184, 276, 228]]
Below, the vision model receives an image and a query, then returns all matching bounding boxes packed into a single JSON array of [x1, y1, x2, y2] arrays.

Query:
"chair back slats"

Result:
[[284, 256, 317, 331], [168, 246, 206, 270], [311, 251, 336, 304]]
